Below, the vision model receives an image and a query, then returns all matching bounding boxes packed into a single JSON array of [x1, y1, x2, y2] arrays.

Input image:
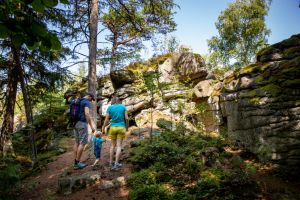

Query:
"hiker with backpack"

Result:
[[102, 96, 129, 170], [71, 92, 96, 169]]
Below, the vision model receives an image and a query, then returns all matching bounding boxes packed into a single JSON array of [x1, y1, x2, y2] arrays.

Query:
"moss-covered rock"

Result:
[[110, 69, 136, 89], [218, 34, 300, 175], [257, 34, 300, 62]]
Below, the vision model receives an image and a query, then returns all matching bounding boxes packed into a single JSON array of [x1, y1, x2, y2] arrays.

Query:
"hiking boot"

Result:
[[111, 162, 122, 170], [115, 162, 122, 168], [74, 162, 88, 169]]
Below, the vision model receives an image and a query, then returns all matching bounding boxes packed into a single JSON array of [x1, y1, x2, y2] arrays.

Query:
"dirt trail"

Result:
[[18, 134, 138, 200]]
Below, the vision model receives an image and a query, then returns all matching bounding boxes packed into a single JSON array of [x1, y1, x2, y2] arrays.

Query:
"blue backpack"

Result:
[[69, 98, 81, 125]]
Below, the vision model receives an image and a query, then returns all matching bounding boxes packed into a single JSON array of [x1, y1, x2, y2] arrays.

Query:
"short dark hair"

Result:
[[85, 92, 95, 101], [111, 96, 121, 104]]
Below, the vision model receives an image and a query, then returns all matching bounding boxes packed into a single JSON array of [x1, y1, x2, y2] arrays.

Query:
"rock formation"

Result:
[[66, 34, 300, 174], [97, 51, 211, 132], [215, 34, 300, 174]]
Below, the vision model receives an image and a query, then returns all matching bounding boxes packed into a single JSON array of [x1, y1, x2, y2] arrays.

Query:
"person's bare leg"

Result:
[[115, 139, 123, 164], [110, 140, 116, 165], [73, 143, 78, 161], [76, 144, 86, 162], [92, 159, 99, 166]]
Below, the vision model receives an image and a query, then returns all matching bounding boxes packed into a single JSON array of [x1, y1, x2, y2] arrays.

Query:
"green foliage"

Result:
[[156, 118, 173, 130], [0, 158, 20, 200], [0, 0, 63, 51], [12, 89, 69, 170], [208, 0, 271, 69], [128, 124, 259, 199], [87, 0, 177, 70], [129, 184, 170, 200], [128, 169, 157, 189], [142, 71, 162, 98]]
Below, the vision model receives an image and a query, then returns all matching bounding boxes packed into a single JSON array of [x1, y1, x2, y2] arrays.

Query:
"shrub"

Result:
[[128, 124, 258, 200], [129, 184, 170, 200], [0, 158, 20, 200], [128, 169, 157, 190]]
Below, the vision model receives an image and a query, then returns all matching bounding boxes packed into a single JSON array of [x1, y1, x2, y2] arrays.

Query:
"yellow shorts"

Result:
[[108, 126, 126, 140]]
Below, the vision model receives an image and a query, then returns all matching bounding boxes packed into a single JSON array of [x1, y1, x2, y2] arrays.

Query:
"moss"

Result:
[[281, 79, 300, 88], [245, 84, 281, 98], [273, 95, 299, 103], [97, 75, 110, 87], [194, 53, 205, 66], [250, 97, 261, 105], [211, 90, 220, 97], [239, 64, 259, 76], [280, 67, 300, 79], [268, 100, 300, 110], [156, 53, 173, 65], [258, 62, 272, 71], [255, 76, 280, 86], [223, 73, 236, 85], [146, 53, 173, 67], [254, 75, 265, 84], [257, 45, 274, 58], [260, 84, 282, 97], [247, 89, 258, 98], [283, 46, 300, 57], [280, 56, 300, 71]]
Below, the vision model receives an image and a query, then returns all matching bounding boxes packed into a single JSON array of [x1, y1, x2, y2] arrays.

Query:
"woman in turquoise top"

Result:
[[102, 96, 129, 170]]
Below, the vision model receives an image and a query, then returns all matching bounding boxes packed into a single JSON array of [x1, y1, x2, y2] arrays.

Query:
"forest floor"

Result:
[[15, 132, 300, 200], [16, 133, 139, 200]]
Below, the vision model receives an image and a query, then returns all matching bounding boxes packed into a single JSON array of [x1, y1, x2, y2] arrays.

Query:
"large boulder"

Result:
[[158, 51, 208, 84], [110, 69, 136, 89], [194, 79, 218, 98], [98, 78, 114, 98], [115, 84, 138, 99]]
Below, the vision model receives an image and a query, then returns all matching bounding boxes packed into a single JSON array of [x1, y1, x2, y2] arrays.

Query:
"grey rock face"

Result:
[[194, 79, 215, 98], [218, 34, 300, 174]]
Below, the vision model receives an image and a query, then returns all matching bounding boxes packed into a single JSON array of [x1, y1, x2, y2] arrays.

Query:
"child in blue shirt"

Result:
[[92, 131, 105, 168]]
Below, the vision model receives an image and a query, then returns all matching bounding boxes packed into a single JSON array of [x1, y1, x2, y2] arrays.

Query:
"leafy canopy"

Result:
[[0, 0, 66, 51], [208, 0, 271, 69]]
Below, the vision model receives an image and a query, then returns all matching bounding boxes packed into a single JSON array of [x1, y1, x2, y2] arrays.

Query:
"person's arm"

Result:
[[102, 113, 110, 134], [84, 106, 96, 134], [124, 111, 129, 131]]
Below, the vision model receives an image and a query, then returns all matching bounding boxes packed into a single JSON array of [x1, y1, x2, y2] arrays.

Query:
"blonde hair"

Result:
[[95, 132, 102, 138]]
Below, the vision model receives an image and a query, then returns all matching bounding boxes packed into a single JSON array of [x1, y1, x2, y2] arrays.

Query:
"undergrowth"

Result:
[[128, 123, 259, 200], [0, 104, 71, 199], [0, 158, 20, 200]]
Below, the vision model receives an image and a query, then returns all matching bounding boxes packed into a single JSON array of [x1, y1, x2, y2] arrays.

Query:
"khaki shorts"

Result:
[[74, 121, 88, 145], [109, 126, 126, 140]]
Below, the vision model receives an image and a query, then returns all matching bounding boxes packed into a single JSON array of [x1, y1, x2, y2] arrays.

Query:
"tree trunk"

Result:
[[19, 66, 38, 166], [0, 47, 20, 156], [110, 32, 118, 72], [88, 0, 98, 128]]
